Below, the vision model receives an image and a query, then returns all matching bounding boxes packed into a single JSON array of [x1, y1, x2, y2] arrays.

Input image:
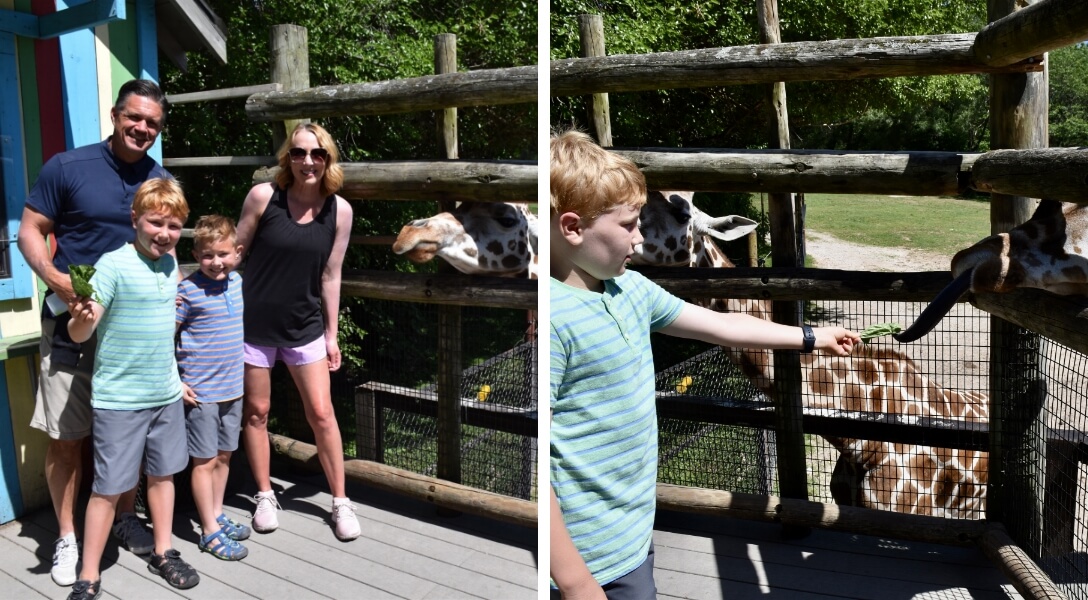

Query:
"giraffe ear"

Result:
[[697, 214, 759, 242]]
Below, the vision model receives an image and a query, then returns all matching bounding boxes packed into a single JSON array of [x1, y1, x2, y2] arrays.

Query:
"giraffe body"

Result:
[[393, 202, 538, 278], [636, 191, 989, 519]]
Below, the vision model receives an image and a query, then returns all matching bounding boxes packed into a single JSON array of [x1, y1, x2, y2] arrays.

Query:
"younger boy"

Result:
[[549, 130, 860, 600], [67, 178, 200, 600], [176, 215, 249, 561]]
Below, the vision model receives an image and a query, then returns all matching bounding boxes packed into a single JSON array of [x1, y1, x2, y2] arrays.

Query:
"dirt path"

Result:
[[806, 230, 952, 272]]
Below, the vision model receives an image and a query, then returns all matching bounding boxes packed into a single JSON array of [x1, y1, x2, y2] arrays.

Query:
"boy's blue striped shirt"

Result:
[[550, 270, 683, 585], [176, 270, 245, 403]]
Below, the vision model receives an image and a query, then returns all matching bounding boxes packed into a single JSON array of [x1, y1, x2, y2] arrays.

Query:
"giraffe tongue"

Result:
[[893, 269, 974, 343]]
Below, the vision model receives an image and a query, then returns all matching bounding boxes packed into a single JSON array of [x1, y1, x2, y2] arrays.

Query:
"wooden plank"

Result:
[[974, 0, 1088, 67], [56, 1, 100, 148], [254, 159, 537, 203], [635, 266, 954, 302], [166, 83, 281, 105], [613, 148, 977, 196], [551, 33, 1041, 96], [163, 156, 277, 168], [38, 0, 123, 39], [269, 433, 536, 528], [971, 148, 1088, 203], [578, 14, 611, 146], [245, 65, 538, 122], [341, 269, 536, 310]]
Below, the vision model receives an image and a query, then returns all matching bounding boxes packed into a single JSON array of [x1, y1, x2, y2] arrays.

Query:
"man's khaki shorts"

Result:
[[29, 317, 97, 440]]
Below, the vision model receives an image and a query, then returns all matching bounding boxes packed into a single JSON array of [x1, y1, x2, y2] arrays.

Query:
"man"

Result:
[[17, 79, 169, 587]]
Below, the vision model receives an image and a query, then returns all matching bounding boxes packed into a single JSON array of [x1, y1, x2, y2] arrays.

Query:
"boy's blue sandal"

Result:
[[148, 549, 201, 589], [200, 527, 249, 561], [217, 513, 252, 541]]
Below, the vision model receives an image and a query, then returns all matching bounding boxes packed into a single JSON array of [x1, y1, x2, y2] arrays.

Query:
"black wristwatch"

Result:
[[801, 324, 816, 353]]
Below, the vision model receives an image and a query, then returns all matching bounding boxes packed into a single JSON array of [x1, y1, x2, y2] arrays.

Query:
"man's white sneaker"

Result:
[[252, 491, 280, 533], [332, 499, 361, 541], [51, 532, 79, 587]]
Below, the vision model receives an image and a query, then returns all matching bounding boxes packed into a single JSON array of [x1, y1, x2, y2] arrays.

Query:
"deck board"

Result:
[[0, 458, 537, 599], [654, 510, 1022, 600]]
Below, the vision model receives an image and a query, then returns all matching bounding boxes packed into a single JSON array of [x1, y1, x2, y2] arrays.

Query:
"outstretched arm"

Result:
[[660, 303, 859, 355]]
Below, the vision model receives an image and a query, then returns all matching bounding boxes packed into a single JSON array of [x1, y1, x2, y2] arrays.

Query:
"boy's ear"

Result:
[[556, 212, 584, 244], [131, 209, 138, 228]]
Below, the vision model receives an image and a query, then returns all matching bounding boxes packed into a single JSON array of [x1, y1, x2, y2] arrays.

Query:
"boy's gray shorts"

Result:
[[185, 398, 242, 459], [92, 400, 188, 496]]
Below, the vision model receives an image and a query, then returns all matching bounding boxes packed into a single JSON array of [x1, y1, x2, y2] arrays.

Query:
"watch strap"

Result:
[[801, 324, 816, 353]]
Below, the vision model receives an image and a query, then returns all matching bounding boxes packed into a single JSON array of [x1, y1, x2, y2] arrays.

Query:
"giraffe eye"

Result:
[[496, 216, 518, 228]]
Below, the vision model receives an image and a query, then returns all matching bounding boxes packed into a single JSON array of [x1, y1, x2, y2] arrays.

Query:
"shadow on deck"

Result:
[[0, 456, 537, 599]]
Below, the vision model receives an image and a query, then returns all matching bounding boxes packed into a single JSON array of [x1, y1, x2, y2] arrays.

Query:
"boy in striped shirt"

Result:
[[549, 130, 860, 599], [67, 178, 199, 599], [176, 215, 249, 561]]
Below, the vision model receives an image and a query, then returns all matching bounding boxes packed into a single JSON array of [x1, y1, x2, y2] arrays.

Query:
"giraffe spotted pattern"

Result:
[[635, 191, 989, 519]]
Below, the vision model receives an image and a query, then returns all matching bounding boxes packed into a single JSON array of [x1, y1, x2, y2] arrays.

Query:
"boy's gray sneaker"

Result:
[[51, 532, 79, 586], [112, 512, 154, 555]]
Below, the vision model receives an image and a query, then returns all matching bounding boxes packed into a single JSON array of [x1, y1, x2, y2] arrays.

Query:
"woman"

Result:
[[235, 122, 359, 541]]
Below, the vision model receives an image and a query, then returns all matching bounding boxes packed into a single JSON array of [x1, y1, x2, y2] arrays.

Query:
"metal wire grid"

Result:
[[349, 301, 538, 500], [652, 299, 992, 515]]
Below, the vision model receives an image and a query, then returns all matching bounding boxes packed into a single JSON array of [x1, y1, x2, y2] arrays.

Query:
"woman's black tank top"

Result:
[[243, 186, 337, 346]]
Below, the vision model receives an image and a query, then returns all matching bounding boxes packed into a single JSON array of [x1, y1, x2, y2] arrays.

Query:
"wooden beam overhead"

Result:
[[974, 0, 1088, 67]]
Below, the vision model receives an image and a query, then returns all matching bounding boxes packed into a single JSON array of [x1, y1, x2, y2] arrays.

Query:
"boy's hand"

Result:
[[181, 383, 197, 407], [69, 297, 97, 324], [814, 326, 860, 356]]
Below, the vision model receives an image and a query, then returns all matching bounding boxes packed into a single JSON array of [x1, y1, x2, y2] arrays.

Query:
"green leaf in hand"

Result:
[[860, 322, 903, 343], [69, 264, 101, 303]]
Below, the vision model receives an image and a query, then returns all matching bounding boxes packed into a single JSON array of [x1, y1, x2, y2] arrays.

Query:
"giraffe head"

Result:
[[393, 202, 538, 278], [631, 191, 758, 268], [897, 200, 1088, 342]]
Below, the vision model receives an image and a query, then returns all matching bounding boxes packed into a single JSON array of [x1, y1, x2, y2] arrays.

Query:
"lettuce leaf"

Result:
[[69, 264, 101, 303]]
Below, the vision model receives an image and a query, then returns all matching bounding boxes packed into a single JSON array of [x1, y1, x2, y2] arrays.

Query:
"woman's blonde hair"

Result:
[[550, 128, 646, 221], [132, 178, 189, 222], [192, 214, 236, 249], [274, 122, 345, 197]]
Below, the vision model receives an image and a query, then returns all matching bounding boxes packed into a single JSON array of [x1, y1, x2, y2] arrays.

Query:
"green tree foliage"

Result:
[[550, 0, 988, 151], [162, 0, 536, 382], [1050, 44, 1088, 148]]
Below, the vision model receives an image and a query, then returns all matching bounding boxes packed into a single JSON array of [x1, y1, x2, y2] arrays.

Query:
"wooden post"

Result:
[[578, 15, 612, 146], [434, 34, 463, 493], [986, 0, 1048, 557], [758, 0, 806, 524], [269, 24, 310, 151]]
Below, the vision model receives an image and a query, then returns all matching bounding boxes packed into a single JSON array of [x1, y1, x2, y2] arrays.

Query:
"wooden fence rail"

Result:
[[551, 33, 1041, 97], [253, 160, 537, 203], [245, 65, 538, 121]]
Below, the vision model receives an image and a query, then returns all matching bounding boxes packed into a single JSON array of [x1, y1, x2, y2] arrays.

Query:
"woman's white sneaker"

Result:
[[331, 499, 360, 541], [252, 491, 280, 533]]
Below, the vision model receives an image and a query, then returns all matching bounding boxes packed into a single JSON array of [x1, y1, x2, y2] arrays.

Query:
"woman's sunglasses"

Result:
[[288, 147, 329, 163]]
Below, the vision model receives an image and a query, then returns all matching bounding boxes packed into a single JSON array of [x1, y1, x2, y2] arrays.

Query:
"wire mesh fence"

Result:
[[652, 293, 1088, 593], [265, 299, 538, 502]]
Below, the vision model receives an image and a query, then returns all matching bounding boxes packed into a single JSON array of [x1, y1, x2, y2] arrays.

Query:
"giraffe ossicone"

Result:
[[392, 202, 538, 278], [636, 190, 989, 519], [898, 199, 1088, 342]]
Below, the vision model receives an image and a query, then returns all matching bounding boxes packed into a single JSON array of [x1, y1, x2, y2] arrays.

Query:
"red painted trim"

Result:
[[33, 0, 65, 161]]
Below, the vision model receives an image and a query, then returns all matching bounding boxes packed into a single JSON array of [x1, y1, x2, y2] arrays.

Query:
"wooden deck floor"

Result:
[[654, 510, 1023, 600], [0, 459, 537, 599]]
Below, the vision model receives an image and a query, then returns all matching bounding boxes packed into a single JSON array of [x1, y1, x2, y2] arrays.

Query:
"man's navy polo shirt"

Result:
[[26, 139, 171, 272]]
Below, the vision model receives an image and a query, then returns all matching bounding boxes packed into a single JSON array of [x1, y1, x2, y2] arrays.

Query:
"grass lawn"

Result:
[[802, 193, 992, 256]]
